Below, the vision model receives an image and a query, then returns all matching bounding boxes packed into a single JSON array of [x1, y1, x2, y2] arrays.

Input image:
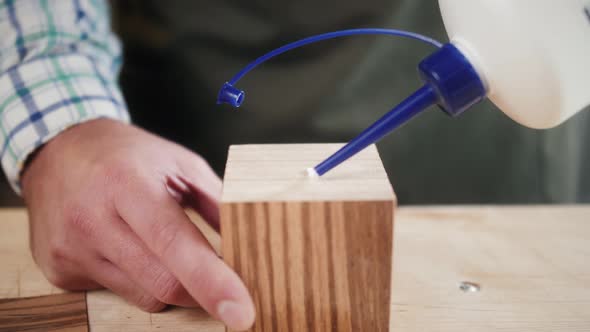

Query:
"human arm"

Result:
[[0, 1, 254, 330]]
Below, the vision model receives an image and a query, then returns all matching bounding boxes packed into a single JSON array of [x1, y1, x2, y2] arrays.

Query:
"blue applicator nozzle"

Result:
[[313, 84, 437, 176], [312, 43, 487, 176]]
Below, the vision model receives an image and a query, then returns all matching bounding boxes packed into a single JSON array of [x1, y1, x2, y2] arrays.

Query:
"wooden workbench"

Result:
[[1, 206, 589, 331]]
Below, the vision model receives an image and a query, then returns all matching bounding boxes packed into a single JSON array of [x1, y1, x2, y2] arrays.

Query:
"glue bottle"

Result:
[[439, 0, 590, 129], [218, 0, 590, 176]]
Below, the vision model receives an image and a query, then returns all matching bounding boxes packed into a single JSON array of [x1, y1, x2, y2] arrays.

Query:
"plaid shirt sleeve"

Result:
[[0, 0, 129, 194]]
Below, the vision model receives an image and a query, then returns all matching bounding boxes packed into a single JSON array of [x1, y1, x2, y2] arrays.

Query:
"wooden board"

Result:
[[1, 204, 590, 331], [86, 290, 221, 332], [221, 144, 395, 332], [0, 209, 62, 299], [391, 205, 590, 331], [0, 293, 87, 332]]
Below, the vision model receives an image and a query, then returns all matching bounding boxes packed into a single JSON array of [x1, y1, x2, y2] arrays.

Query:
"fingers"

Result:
[[44, 269, 102, 291], [35, 248, 101, 291], [166, 174, 222, 231], [97, 215, 198, 307], [62, 279, 102, 291], [89, 257, 166, 313], [175, 155, 223, 230], [115, 178, 255, 331]]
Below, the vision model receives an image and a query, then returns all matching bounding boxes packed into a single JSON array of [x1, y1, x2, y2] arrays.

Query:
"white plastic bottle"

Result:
[[439, 0, 590, 129]]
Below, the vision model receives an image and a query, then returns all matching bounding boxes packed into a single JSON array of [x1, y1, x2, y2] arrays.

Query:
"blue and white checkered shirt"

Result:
[[0, 0, 128, 193]]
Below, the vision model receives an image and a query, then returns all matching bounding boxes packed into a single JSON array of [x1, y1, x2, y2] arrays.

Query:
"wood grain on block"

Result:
[[221, 144, 395, 332], [0, 293, 88, 332]]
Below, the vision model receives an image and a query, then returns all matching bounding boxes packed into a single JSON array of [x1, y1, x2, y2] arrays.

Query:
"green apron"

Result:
[[113, 0, 590, 204]]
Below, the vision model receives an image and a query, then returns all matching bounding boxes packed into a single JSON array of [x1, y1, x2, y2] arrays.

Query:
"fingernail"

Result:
[[217, 300, 255, 331]]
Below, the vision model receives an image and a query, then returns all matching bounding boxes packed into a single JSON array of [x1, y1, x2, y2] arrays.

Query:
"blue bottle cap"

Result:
[[419, 43, 487, 117]]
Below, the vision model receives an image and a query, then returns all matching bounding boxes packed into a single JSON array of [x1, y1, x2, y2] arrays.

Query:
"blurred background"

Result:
[[1, 0, 589, 206]]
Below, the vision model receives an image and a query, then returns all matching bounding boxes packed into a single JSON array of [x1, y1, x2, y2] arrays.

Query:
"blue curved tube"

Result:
[[228, 28, 442, 85], [217, 28, 443, 107]]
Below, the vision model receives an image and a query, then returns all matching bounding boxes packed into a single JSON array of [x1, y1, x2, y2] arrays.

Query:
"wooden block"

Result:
[[220, 144, 395, 332], [0, 292, 88, 332]]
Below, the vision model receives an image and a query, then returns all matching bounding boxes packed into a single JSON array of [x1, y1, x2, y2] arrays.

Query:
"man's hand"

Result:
[[21, 119, 255, 331]]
